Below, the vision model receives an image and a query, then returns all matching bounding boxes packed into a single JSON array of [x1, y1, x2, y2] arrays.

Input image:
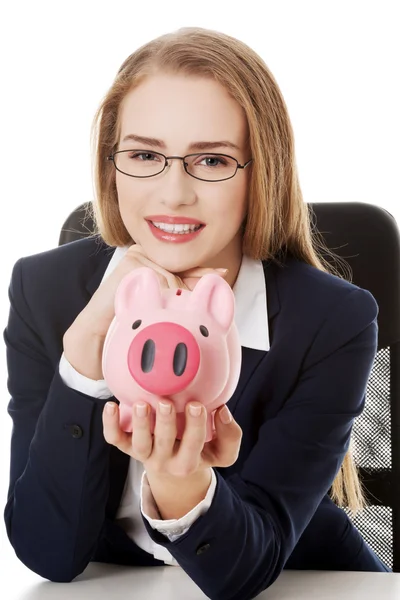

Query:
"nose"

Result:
[[159, 157, 196, 207], [127, 322, 201, 395]]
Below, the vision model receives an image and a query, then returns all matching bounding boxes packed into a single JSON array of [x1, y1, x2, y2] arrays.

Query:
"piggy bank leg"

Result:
[[119, 404, 133, 433]]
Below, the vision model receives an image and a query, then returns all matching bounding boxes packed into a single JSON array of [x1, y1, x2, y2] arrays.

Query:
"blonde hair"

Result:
[[88, 26, 368, 515]]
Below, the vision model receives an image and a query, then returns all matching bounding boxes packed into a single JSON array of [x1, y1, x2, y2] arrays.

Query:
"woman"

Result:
[[3, 26, 390, 600]]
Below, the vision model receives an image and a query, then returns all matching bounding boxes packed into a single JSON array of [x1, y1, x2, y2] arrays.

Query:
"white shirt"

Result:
[[59, 246, 270, 566]]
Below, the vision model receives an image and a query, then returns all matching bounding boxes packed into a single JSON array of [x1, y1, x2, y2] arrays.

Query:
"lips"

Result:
[[146, 219, 205, 243]]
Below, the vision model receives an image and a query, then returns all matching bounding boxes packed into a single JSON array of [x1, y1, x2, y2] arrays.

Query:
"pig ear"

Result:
[[114, 267, 163, 317], [190, 274, 235, 331]]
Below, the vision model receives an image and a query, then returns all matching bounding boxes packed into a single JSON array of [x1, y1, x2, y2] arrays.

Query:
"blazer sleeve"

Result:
[[141, 287, 379, 600], [3, 258, 115, 582]]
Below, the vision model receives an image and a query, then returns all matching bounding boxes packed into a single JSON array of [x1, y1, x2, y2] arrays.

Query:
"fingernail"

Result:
[[106, 402, 116, 415], [219, 405, 232, 424], [159, 401, 172, 415], [135, 403, 148, 418], [189, 404, 202, 417], [216, 268, 228, 274]]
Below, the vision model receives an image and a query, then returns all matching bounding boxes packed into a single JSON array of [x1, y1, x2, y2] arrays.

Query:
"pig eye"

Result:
[[132, 320, 142, 330], [199, 325, 209, 337]]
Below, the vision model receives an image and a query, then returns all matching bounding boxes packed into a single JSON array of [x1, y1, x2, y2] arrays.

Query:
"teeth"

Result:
[[152, 222, 202, 234]]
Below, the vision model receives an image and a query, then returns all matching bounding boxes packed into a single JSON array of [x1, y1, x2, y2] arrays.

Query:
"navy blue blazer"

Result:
[[3, 236, 390, 600]]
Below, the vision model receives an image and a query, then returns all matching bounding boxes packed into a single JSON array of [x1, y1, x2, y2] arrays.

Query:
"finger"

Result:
[[149, 266, 182, 290], [152, 401, 178, 465], [124, 250, 170, 288], [180, 267, 229, 278], [172, 402, 207, 476], [180, 268, 228, 291], [102, 402, 134, 454], [203, 405, 242, 468], [127, 251, 188, 291], [131, 402, 153, 461], [180, 276, 200, 291], [172, 275, 190, 290]]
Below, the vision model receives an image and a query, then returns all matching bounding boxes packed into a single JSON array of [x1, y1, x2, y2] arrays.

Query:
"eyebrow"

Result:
[[120, 133, 240, 152]]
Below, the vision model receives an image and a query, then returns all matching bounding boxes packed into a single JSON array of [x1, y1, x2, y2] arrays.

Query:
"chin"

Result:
[[160, 257, 198, 275], [138, 247, 191, 273]]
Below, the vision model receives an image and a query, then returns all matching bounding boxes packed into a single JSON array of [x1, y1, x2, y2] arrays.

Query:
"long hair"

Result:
[[88, 26, 368, 515]]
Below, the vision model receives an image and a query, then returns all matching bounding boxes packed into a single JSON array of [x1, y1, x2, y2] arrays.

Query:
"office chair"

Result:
[[59, 201, 400, 571]]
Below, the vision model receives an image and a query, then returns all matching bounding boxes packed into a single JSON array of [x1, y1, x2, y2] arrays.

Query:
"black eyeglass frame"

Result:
[[106, 149, 253, 182]]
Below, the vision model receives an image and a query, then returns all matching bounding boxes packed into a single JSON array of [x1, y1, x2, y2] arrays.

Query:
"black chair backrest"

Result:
[[59, 201, 400, 571]]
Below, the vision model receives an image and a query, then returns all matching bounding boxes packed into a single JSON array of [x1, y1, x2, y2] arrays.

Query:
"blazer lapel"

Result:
[[264, 257, 280, 322], [227, 258, 281, 415]]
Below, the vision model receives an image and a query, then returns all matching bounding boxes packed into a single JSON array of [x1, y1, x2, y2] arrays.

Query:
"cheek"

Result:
[[213, 180, 248, 221], [116, 175, 148, 211]]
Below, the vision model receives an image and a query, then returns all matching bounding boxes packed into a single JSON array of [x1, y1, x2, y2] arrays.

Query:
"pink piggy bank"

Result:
[[102, 266, 241, 442]]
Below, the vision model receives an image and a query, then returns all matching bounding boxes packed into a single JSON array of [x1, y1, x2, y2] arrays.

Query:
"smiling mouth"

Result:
[[150, 221, 205, 234]]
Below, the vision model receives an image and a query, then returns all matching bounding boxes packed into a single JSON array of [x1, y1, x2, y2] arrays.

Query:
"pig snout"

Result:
[[127, 322, 201, 395]]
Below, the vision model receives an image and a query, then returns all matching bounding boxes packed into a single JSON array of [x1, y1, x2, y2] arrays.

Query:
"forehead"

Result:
[[118, 74, 248, 147]]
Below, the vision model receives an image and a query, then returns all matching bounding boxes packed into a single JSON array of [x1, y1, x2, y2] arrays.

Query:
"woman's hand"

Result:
[[68, 244, 228, 340], [102, 398, 242, 480]]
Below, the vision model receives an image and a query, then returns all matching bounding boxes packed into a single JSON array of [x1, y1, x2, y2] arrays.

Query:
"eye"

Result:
[[199, 325, 209, 337], [128, 151, 160, 162], [132, 320, 142, 330], [197, 154, 228, 167]]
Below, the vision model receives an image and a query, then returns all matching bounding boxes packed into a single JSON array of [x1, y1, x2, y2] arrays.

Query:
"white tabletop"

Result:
[[2, 559, 400, 600]]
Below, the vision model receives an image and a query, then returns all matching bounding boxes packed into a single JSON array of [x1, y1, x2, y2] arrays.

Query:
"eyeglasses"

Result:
[[106, 149, 253, 182]]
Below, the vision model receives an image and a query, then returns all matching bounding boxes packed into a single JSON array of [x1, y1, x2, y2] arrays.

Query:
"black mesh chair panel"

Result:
[[309, 203, 400, 571]]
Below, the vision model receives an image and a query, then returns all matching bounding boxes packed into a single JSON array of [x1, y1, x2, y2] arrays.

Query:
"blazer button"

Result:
[[196, 543, 211, 555], [70, 425, 83, 439]]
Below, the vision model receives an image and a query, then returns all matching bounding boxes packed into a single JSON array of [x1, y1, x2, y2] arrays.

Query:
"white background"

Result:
[[0, 0, 399, 587]]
